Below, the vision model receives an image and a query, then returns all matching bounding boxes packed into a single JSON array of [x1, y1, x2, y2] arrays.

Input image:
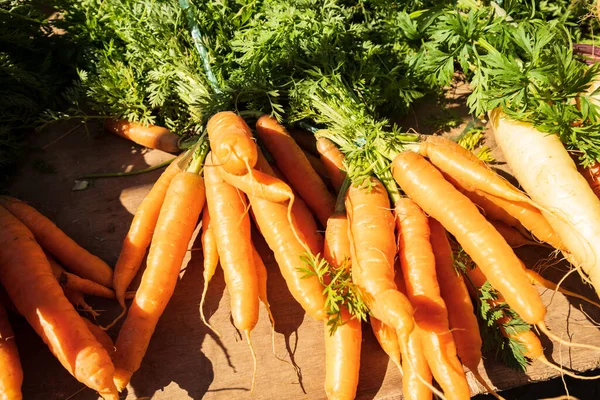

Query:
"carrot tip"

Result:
[[113, 369, 132, 392]]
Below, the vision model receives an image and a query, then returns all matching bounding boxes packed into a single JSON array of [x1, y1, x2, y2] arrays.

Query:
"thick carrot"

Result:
[[316, 137, 346, 193], [199, 207, 220, 335], [0, 197, 113, 288], [391, 151, 546, 326], [0, 206, 118, 399], [205, 154, 259, 333], [0, 302, 22, 400], [113, 169, 205, 390], [345, 179, 414, 342], [324, 309, 361, 400], [113, 151, 185, 308], [104, 119, 180, 153], [395, 198, 469, 400], [83, 318, 115, 358], [256, 115, 335, 226], [429, 219, 482, 373], [207, 111, 257, 175], [47, 253, 116, 299], [490, 110, 600, 300]]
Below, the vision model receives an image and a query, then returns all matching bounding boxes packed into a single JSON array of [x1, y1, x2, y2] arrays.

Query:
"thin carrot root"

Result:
[[537, 321, 600, 352], [527, 269, 600, 309], [539, 355, 600, 380], [400, 339, 448, 400], [199, 282, 220, 338], [246, 330, 257, 396], [470, 370, 505, 400], [64, 290, 100, 318]]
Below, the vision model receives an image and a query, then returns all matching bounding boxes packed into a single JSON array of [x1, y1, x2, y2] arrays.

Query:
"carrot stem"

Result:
[[77, 158, 175, 180]]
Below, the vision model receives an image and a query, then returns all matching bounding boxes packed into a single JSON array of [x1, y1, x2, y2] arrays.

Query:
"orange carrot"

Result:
[[0, 197, 113, 288], [113, 167, 206, 390], [304, 150, 330, 183], [199, 207, 220, 335], [391, 152, 546, 326], [0, 302, 22, 400], [256, 115, 335, 226], [252, 246, 274, 325], [83, 318, 115, 358], [0, 206, 118, 399], [47, 253, 116, 299], [104, 119, 180, 153], [395, 198, 470, 400], [323, 213, 351, 270], [216, 163, 293, 204], [370, 317, 401, 368], [204, 153, 259, 334], [64, 289, 99, 318], [316, 137, 347, 193], [488, 220, 545, 248], [345, 179, 414, 344], [113, 151, 186, 308], [207, 111, 257, 175]]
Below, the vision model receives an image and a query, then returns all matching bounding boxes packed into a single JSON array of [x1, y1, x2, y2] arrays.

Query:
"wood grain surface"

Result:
[[5, 115, 600, 400]]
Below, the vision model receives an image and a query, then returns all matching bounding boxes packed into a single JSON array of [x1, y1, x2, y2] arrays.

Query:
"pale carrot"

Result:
[[207, 111, 257, 175], [104, 119, 180, 153], [256, 115, 335, 226], [0, 302, 22, 400], [0, 206, 118, 399], [0, 197, 113, 288], [113, 165, 206, 390]]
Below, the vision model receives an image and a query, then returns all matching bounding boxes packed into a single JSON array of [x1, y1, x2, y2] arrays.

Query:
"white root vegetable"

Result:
[[490, 109, 600, 296]]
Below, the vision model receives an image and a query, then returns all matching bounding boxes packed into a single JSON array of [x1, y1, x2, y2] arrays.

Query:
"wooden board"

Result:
[[5, 116, 600, 400]]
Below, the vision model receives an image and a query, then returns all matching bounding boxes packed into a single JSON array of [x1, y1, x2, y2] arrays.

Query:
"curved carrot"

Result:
[[252, 246, 274, 326], [83, 318, 115, 358], [370, 317, 401, 368], [64, 289, 99, 318], [256, 115, 335, 226], [199, 207, 220, 335], [104, 119, 180, 153], [395, 198, 470, 400], [47, 254, 116, 299], [113, 169, 206, 390], [345, 179, 414, 342], [205, 154, 259, 333], [217, 164, 293, 203], [113, 152, 185, 308], [391, 151, 546, 326], [0, 302, 22, 400], [207, 111, 257, 175], [316, 137, 346, 193], [323, 213, 351, 270], [0, 206, 118, 399], [0, 197, 113, 288]]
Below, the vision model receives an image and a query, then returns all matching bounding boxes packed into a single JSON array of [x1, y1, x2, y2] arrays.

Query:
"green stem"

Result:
[[334, 175, 351, 213], [179, 0, 221, 93], [187, 138, 209, 174], [77, 158, 174, 180]]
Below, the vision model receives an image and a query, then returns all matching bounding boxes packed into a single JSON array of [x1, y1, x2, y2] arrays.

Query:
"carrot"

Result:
[[345, 178, 415, 343], [490, 109, 600, 300], [391, 151, 546, 326], [113, 165, 206, 390], [303, 150, 330, 183], [207, 111, 257, 175], [83, 318, 115, 358], [488, 220, 547, 249], [46, 253, 116, 299], [0, 302, 22, 400], [0, 197, 113, 288], [525, 269, 600, 310], [113, 151, 186, 309], [216, 162, 293, 204], [256, 115, 335, 226], [248, 176, 326, 320], [205, 153, 260, 387], [199, 207, 220, 335], [64, 289, 99, 318], [252, 246, 274, 327], [104, 119, 180, 153], [323, 213, 351, 270], [395, 198, 470, 400], [370, 317, 401, 368], [316, 137, 346, 193], [0, 206, 118, 399]]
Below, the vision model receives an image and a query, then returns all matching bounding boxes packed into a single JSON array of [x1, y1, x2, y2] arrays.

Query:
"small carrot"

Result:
[[0, 197, 113, 288], [104, 119, 180, 153], [345, 178, 414, 344], [216, 162, 293, 204], [207, 111, 257, 175], [488, 220, 547, 249], [113, 158, 206, 390], [0, 302, 22, 400], [391, 152, 546, 326], [113, 151, 186, 309], [316, 137, 346, 194], [83, 318, 115, 358], [395, 198, 470, 400], [47, 253, 116, 299], [199, 207, 220, 335], [0, 206, 118, 399], [64, 289, 99, 318], [252, 246, 274, 327], [256, 115, 335, 226]]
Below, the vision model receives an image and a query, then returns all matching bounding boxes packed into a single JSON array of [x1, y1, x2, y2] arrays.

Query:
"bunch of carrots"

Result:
[[5, 109, 600, 400]]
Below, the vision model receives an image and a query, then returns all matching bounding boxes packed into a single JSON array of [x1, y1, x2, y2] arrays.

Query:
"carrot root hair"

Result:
[[537, 321, 600, 352], [102, 306, 127, 331], [470, 369, 505, 400], [539, 355, 600, 380], [528, 269, 600, 310], [199, 285, 221, 338], [246, 330, 257, 396], [399, 337, 448, 400]]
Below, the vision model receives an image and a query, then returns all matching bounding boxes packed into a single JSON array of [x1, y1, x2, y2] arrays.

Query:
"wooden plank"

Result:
[[6, 119, 600, 400]]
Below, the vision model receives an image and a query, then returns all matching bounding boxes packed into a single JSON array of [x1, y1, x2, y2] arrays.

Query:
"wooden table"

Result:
[[6, 116, 600, 400]]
